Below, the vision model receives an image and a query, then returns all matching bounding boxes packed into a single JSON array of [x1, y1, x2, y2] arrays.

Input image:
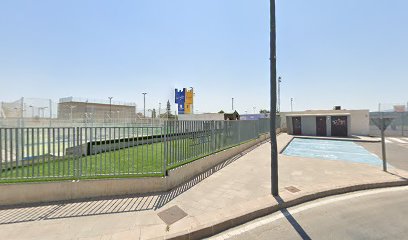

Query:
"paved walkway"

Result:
[[0, 134, 407, 240]]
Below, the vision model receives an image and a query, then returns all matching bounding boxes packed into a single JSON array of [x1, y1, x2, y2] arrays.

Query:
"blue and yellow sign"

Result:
[[175, 88, 194, 114]]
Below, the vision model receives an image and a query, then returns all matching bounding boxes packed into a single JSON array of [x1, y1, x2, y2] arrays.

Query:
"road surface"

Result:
[[210, 186, 408, 240]]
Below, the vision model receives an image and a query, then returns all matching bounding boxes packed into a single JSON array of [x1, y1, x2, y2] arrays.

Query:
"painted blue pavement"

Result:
[[283, 138, 384, 167]]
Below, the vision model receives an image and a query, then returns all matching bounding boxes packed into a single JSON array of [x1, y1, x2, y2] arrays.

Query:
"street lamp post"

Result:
[[142, 93, 147, 118], [278, 76, 282, 112], [108, 97, 113, 121], [29, 105, 34, 118], [291, 98, 293, 112], [270, 0, 279, 196]]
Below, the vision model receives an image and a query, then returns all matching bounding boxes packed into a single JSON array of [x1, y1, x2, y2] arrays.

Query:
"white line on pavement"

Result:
[[209, 186, 408, 240], [388, 138, 408, 144]]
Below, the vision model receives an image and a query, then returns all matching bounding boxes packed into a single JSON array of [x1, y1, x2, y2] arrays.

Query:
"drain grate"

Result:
[[285, 186, 301, 193], [157, 205, 188, 225]]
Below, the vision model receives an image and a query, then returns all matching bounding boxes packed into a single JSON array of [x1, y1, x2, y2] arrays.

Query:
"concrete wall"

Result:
[[178, 113, 224, 121], [286, 116, 293, 134], [58, 102, 136, 120], [348, 110, 369, 136], [0, 134, 269, 206]]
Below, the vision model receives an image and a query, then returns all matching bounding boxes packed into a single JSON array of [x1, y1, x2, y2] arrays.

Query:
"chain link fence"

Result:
[[0, 97, 174, 128]]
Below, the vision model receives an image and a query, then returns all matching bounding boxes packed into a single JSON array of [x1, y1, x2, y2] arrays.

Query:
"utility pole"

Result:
[[277, 76, 282, 112], [270, 0, 279, 196], [142, 93, 147, 118], [232, 98, 234, 111], [108, 97, 113, 121]]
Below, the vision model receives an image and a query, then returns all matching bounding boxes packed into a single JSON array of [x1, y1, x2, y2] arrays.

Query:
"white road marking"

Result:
[[208, 186, 408, 240], [403, 138, 408, 143], [384, 139, 392, 143], [388, 138, 408, 144]]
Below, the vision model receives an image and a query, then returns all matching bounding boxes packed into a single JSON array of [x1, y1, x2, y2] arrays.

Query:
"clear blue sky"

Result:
[[1, 0, 407, 113]]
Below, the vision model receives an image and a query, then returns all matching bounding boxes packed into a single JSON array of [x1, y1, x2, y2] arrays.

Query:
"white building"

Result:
[[281, 109, 370, 137]]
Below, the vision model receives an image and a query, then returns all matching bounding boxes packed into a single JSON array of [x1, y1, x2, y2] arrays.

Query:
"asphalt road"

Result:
[[358, 141, 408, 171], [209, 186, 408, 240]]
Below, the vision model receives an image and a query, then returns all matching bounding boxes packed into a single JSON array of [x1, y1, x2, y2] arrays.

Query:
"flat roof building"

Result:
[[58, 97, 136, 122], [281, 109, 369, 137]]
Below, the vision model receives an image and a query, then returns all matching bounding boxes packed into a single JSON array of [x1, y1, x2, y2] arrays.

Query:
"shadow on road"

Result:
[[274, 196, 312, 240]]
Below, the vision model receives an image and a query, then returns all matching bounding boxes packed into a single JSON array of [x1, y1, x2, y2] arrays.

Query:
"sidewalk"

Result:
[[0, 134, 407, 240]]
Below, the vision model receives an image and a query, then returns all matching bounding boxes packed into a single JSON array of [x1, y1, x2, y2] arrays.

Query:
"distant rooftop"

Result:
[[59, 97, 136, 107]]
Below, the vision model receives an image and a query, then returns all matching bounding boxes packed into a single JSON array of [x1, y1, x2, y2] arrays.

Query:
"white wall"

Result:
[[348, 110, 370, 135], [178, 113, 224, 121], [282, 109, 370, 136]]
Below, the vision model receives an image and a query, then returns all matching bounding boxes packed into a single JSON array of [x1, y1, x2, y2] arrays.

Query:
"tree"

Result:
[[259, 109, 270, 114], [218, 110, 225, 114]]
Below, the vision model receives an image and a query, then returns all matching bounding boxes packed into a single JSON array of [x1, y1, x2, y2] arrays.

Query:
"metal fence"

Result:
[[0, 119, 273, 182], [370, 111, 408, 137]]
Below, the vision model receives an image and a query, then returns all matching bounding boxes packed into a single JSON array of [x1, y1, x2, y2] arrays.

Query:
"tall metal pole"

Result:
[[29, 106, 34, 118], [291, 98, 293, 112], [380, 112, 387, 172], [270, 0, 278, 196], [142, 93, 147, 118], [108, 97, 113, 121], [277, 76, 281, 112]]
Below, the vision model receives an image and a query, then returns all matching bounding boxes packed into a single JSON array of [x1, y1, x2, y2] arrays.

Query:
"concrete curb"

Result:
[[165, 180, 408, 240]]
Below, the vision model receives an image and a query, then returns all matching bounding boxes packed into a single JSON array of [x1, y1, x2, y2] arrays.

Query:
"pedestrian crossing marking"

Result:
[[388, 138, 408, 144]]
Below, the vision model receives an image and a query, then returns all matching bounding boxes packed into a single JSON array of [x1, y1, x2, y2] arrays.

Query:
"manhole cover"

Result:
[[285, 186, 301, 193], [157, 205, 188, 225]]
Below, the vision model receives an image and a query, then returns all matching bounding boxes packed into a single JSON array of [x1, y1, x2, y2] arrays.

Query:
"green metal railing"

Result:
[[0, 119, 273, 182]]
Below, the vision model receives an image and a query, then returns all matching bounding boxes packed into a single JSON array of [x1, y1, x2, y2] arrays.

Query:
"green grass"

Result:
[[0, 132, 255, 183]]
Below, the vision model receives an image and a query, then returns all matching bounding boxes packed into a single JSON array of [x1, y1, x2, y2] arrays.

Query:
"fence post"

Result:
[[211, 121, 215, 152], [237, 121, 241, 144], [163, 122, 167, 176]]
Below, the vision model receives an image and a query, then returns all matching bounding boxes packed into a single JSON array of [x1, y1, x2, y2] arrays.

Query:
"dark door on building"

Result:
[[316, 116, 327, 136], [331, 116, 348, 137], [292, 117, 302, 135]]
